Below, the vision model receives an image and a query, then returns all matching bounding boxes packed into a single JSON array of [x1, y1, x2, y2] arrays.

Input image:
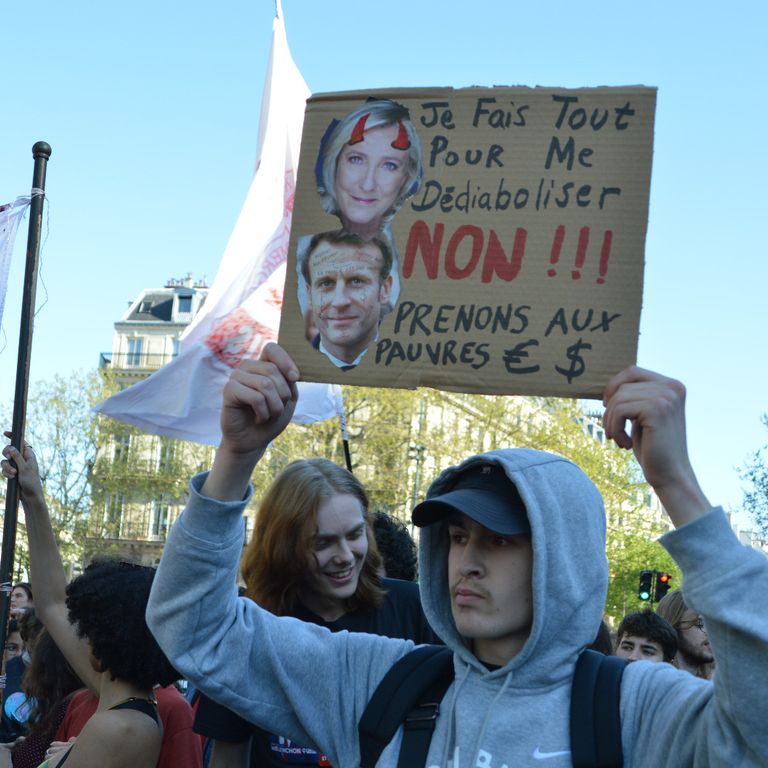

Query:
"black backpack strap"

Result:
[[359, 645, 454, 768], [570, 649, 627, 768]]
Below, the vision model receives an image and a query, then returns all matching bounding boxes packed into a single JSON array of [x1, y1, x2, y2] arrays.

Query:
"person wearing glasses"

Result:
[[657, 589, 714, 679]]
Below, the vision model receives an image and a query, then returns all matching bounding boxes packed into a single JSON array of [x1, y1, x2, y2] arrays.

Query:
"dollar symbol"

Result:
[[555, 338, 592, 383]]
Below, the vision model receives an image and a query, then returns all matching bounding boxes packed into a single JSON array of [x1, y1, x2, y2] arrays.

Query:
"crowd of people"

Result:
[[142, 346, 765, 767], [0, 434, 201, 768], [1, 339, 767, 768], [1, 343, 766, 767], [0, 433, 439, 768]]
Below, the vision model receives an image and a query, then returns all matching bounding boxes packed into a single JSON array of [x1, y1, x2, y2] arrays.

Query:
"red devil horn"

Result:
[[391, 121, 411, 150], [349, 113, 370, 145]]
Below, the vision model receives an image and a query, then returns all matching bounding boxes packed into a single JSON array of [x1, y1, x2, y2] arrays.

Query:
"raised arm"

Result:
[[147, 345, 413, 765], [202, 343, 299, 502], [1, 436, 99, 692], [602, 368, 768, 763], [601, 366, 711, 527]]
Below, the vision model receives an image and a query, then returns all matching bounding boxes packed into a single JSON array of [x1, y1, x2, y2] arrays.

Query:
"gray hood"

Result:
[[417, 448, 607, 686]]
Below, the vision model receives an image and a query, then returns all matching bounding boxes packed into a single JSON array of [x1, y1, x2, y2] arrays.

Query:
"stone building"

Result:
[[89, 274, 212, 566]]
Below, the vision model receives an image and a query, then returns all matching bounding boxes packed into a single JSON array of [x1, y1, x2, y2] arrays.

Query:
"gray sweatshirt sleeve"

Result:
[[146, 473, 414, 766], [619, 507, 768, 767]]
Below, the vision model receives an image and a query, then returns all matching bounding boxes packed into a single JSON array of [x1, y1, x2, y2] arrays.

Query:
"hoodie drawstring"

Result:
[[440, 662, 472, 767], [471, 670, 514, 766]]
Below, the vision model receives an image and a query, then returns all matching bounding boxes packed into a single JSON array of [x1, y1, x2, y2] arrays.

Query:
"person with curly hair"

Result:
[[614, 609, 677, 663], [1, 439, 200, 768], [371, 508, 418, 582]]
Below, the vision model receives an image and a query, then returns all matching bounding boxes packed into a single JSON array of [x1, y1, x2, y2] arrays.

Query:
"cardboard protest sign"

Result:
[[278, 86, 656, 398]]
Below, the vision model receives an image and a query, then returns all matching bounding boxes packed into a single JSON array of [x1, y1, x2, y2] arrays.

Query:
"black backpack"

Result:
[[359, 646, 626, 768]]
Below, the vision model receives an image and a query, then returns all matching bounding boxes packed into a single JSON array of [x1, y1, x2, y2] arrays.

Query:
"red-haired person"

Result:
[[193, 429, 436, 767]]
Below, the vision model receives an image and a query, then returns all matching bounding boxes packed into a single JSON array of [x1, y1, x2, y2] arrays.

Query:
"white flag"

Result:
[[0, 197, 31, 329], [94, 8, 339, 445]]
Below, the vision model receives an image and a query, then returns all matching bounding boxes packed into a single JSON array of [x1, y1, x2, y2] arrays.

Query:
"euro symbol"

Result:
[[503, 339, 540, 374]]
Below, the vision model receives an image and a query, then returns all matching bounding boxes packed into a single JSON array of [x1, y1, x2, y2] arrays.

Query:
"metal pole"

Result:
[[0, 141, 52, 654], [335, 387, 353, 472]]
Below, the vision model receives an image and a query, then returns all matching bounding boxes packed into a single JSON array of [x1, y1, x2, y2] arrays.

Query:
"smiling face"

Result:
[[447, 515, 533, 666], [615, 634, 666, 663], [299, 493, 369, 621], [308, 239, 392, 364], [334, 123, 410, 238]]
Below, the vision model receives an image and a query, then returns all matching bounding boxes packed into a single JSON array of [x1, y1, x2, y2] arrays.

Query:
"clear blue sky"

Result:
[[2, 1, 766, 526]]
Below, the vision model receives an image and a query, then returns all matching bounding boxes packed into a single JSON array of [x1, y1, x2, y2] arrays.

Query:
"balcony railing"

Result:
[[100, 352, 177, 371]]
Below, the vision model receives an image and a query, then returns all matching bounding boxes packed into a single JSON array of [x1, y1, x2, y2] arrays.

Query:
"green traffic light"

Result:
[[638, 569, 654, 601]]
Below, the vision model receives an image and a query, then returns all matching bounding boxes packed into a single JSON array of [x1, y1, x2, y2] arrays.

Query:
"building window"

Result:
[[158, 438, 175, 473], [172, 337, 181, 358], [113, 434, 130, 462], [151, 497, 170, 538], [126, 337, 143, 367], [105, 493, 125, 536], [177, 295, 192, 314]]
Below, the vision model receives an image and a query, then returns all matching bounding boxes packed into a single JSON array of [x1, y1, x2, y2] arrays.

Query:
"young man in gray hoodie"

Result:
[[146, 343, 768, 767]]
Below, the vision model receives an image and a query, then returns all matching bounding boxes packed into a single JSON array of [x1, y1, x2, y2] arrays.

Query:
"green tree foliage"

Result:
[[263, 386, 674, 624], [604, 514, 679, 622], [2, 370, 104, 574], [88, 372, 214, 548], [2, 369, 214, 572], [3, 372, 677, 624], [740, 414, 768, 537]]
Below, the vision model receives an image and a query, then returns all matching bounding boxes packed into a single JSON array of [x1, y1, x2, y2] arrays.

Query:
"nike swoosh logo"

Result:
[[532, 747, 571, 760]]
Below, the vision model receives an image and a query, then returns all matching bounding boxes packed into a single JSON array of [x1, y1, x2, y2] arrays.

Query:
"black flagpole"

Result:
[[0, 141, 52, 653], [335, 388, 353, 473]]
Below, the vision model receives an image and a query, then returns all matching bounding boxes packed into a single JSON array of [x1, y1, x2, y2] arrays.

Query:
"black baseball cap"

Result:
[[412, 463, 530, 535]]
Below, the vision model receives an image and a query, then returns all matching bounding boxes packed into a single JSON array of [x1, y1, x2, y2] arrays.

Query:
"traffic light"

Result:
[[655, 572, 671, 601], [638, 570, 653, 601]]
